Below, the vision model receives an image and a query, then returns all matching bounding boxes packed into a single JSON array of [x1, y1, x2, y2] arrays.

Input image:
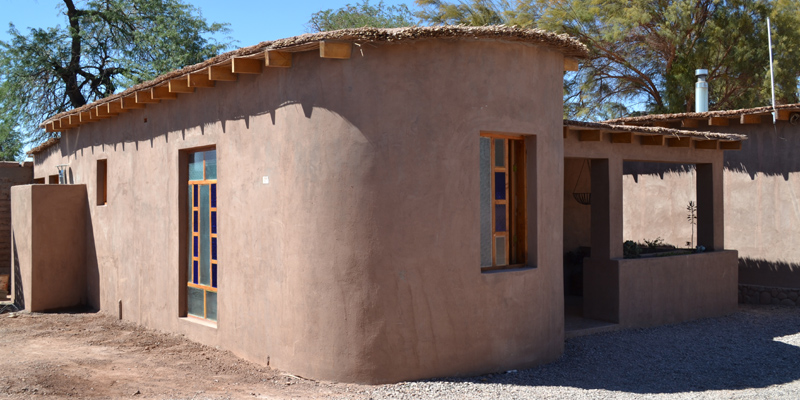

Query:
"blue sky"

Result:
[[0, 0, 416, 48]]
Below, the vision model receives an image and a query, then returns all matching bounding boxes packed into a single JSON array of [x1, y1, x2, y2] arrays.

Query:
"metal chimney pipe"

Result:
[[695, 69, 709, 112]]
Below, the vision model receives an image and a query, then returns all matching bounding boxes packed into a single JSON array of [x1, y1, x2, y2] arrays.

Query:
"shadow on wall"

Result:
[[85, 199, 99, 309], [740, 257, 800, 289], [434, 308, 800, 393], [623, 162, 694, 182], [12, 235, 23, 310]]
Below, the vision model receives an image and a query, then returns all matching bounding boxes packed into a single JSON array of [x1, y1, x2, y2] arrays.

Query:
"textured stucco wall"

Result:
[[11, 184, 87, 311], [33, 39, 567, 383], [622, 119, 800, 288]]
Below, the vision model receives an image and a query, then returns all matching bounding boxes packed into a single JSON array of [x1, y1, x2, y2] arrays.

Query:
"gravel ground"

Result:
[[368, 305, 800, 400], [1, 304, 798, 399]]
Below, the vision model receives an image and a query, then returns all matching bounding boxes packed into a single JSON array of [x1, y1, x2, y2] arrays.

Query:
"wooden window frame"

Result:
[[481, 132, 528, 271], [48, 175, 59, 184], [184, 147, 218, 323]]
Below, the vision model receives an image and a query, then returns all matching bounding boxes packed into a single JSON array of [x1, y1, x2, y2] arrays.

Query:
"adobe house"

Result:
[[12, 26, 743, 384], [606, 105, 800, 306]]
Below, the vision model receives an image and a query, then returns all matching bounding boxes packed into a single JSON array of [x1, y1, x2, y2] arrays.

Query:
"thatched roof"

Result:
[[37, 26, 587, 128], [27, 138, 60, 156], [605, 103, 800, 125], [564, 120, 747, 141]]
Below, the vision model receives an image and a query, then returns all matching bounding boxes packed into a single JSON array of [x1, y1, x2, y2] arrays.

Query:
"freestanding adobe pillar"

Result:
[[696, 160, 724, 251], [584, 157, 624, 322]]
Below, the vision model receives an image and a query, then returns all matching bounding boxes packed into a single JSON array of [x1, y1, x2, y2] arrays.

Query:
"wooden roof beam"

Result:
[[695, 140, 718, 150], [135, 90, 160, 104], [232, 57, 262, 74], [168, 78, 195, 93], [79, 111, 95, 123], [777, 109, 794, 121], [107, 100, 127, 115], [266, 50, 292, 68], [151, 85, 178, 100], [45, 121, 58, 133], [708, 117, 729, 126], [740, 114, 761, 124], [320, 41, 352, 59], [652, 121, 673, 128], [121, 95, 146, 110], [719, 141, 742, 150], [563, 126, 569, 139], [564, 57, 579, 71], [208, 65, 237, 82], [579, 130, 602, 142], [611, 132, 632, 143], [640, 135, 664, 146], [59, 116, 75, 129], [92, 106, 111, 119], [188, 72, 215, 88]]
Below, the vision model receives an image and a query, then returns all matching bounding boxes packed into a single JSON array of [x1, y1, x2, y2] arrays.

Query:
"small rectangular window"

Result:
[[33, 178, 45, 184], [97, 159, 107, 205], [48, 175, 59, 184], [480, 134, 527, 270]]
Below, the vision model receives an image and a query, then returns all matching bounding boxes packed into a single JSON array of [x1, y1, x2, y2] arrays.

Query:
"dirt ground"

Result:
[[0, 309, 372, 399]]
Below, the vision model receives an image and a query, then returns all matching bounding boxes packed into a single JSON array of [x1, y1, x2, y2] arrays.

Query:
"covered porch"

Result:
[[562, 120, 744, 331]]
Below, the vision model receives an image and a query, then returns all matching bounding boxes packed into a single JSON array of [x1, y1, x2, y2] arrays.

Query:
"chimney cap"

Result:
[[696, 69, 709, 78]]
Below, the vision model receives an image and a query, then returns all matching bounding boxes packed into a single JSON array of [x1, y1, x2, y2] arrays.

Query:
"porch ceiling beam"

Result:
[[564, 57, 579, 71], [168, 78, 195, 93], [563, 126, 569, 139], [135, 90, 161, 104], [640, 135, 664, 146], [121, 95, 146, 110], [740, 114, 761, 124], [188, 72, 215, 88], [266, 50, 292, 68], [151, 85, 178, 100], [208, 65, 237, 81], [719, 141, 742, 150], [667, 137, 691, 147], [232, 57, 263, 74], [611, 132, 632, 143], [579, 130, 602, 142], [695, 139, 718, 149], [681, 119, 700, 128], [320, 41, 352, 59], [708, 117, 729, 126]]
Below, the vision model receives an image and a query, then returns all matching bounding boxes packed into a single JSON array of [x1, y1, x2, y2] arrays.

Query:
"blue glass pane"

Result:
[[211, 184, 217, 208], [205, 150, 217, 180], [206, 291, 217, 321], [211, 211, 217, 234], [212, 237, 217, 260], [193, 236, 198, 257], [192, 261, 198, 284], [480, 137, 492, 267], [211, 264, 217, 288], [495, 172, 506, 200], [189, 152, 204, 181], [193, 185, 198, 208], [200, 185, 210, 286], [193, 211, 198, 233], [187, 287, 204, 317], [495, 204, 506, 232]]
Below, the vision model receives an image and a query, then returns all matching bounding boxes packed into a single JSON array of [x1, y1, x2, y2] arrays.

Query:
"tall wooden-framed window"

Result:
[[96, 159, 107, 205], [480, 133, 527, 270], [187, 149, 218, 321]]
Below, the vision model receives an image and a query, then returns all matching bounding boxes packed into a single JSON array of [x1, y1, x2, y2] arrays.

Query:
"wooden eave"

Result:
[[563, 121, 745, 152]]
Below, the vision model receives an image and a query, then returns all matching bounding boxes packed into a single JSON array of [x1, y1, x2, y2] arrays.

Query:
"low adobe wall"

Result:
[[585, 250, 738, 327], [0, 162, 33, 280], [11, 184, 87, 311]]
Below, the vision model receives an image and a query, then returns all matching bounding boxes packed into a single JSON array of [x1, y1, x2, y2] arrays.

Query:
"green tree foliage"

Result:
[[539, 0, 800, 118], [308, 1, 417, 32], [0, 0, 232, 147]]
